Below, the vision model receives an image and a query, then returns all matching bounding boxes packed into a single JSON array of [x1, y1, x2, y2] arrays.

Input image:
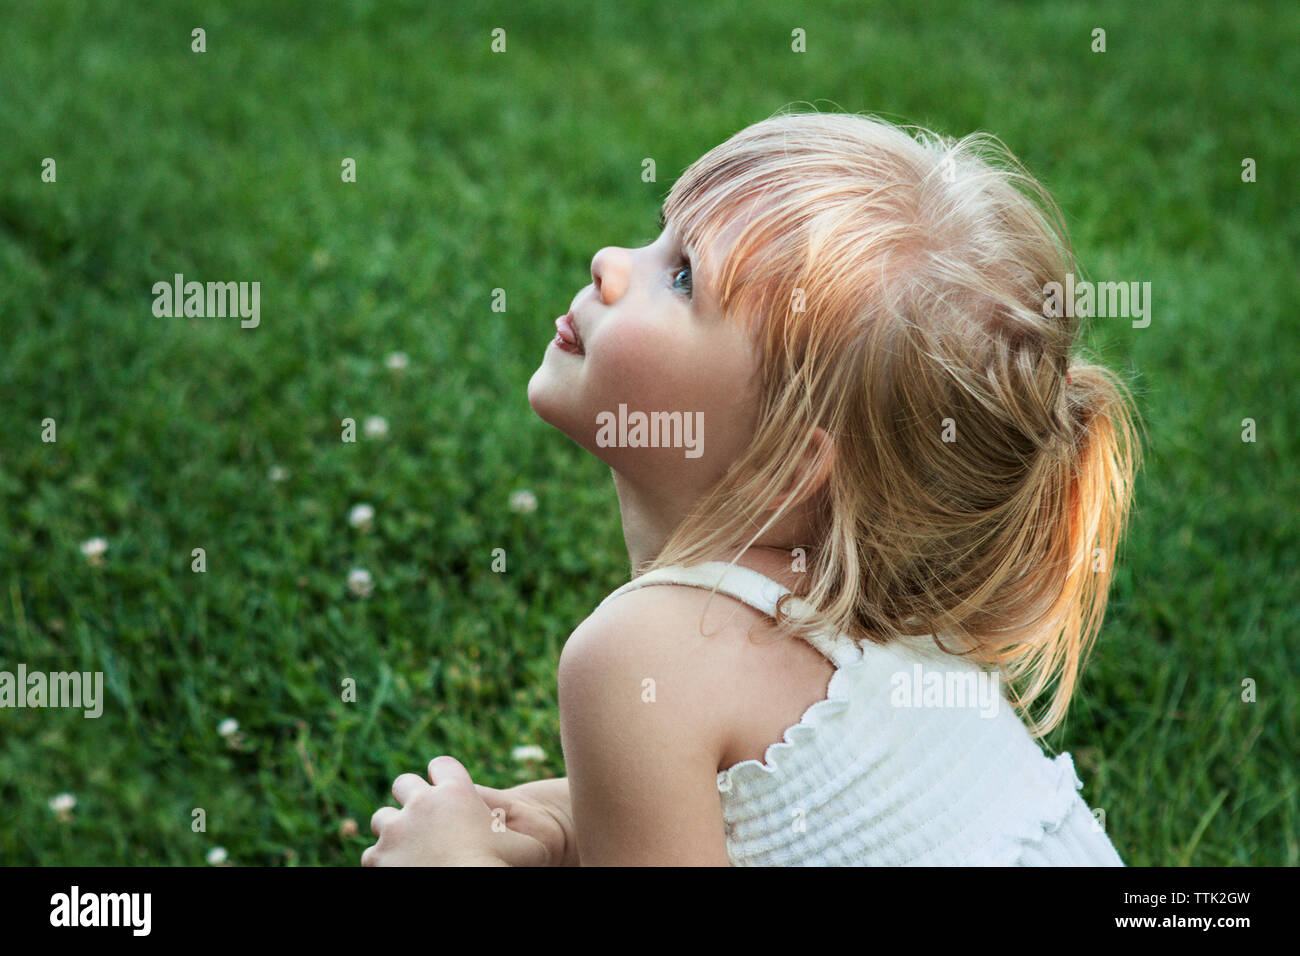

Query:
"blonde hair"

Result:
[[648, 109, 1141, 739]]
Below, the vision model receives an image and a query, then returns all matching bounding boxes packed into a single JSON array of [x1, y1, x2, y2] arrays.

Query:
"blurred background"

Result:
[[0, 0, 1295, 865]]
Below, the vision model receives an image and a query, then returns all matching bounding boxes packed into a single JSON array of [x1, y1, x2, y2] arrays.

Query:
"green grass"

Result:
[[1, 0, 1296, 865]]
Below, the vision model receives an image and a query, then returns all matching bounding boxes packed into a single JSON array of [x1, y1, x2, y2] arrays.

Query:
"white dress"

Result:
[[598, 561, 1125, 866]]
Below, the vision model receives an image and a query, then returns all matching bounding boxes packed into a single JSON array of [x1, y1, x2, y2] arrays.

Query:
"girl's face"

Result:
[[527, 221, 762, 499]]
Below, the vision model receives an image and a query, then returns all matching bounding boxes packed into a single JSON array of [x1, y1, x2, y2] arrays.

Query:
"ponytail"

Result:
[[994, 361, 1141, 738]]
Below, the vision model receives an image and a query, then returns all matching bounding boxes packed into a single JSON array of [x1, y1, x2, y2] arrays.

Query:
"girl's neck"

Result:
[[610, 470, 684, 572], [611, 469, 814, 593]]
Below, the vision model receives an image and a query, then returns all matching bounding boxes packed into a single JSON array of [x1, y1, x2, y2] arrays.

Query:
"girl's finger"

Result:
[[370, 805, 399, 836], [428, 755, 474, 788], [392, 772, 430, 806], [496, 828, 551, 868]]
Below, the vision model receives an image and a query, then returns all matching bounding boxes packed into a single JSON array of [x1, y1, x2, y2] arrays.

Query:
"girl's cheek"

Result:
[[591, 324, 673, 402]]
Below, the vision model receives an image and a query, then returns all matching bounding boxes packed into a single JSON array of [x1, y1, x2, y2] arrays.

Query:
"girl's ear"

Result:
[[770, 426, 835, 513]]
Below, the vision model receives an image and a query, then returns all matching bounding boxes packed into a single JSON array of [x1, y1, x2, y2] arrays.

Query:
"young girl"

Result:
[[363, 110, 1139, 867]]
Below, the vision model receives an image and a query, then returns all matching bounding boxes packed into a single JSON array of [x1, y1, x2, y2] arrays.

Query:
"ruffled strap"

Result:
[[780, 594, 862, 669], [598, 561, 861, 669], [599, 561, 785, 615]]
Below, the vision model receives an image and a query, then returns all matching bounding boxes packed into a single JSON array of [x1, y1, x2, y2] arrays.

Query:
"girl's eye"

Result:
[[671, 263, 693, 298]]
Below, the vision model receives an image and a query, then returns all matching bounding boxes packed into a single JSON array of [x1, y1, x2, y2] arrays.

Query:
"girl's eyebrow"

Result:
[[656, 208, 691, 256]]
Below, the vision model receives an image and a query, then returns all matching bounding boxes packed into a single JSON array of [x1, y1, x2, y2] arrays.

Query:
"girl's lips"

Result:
[[554, 312, 584, 355]]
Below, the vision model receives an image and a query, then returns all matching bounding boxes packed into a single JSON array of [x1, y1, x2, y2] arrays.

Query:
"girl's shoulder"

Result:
[[567, 578, 837, 773]]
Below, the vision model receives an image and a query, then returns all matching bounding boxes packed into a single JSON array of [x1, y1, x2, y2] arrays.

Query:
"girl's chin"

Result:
[[526, 366, 579, 427]]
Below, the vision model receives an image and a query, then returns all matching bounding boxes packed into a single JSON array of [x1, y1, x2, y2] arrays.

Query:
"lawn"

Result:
[[0, 0, 1295, 865]]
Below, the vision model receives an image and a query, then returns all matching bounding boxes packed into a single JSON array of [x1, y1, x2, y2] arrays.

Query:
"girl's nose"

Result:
[[590, 247, 630, 306]]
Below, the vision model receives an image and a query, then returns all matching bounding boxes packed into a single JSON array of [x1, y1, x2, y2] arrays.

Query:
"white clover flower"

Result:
[[49, 793, 77, 813], [384, 351, 409, 370], [310, 248, 331, 269], [206, 846, 228, 865], [511, 744, 546, 762], [80, 538, 108, 562], [268, 465, 289, 482], [348, 503, 375, 531], [347, 568, 374, 598], [508, 490, 538, 514], [218, 718, 239, 738], [363, 415, 389, 438]]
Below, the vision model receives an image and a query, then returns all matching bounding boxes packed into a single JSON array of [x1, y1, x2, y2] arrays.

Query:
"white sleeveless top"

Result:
[[599, 561, 1124, 866]]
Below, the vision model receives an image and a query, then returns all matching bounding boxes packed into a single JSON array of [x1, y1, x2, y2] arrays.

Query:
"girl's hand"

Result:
[[473, 779, 573, 867], [361, 756, 551, 867]]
